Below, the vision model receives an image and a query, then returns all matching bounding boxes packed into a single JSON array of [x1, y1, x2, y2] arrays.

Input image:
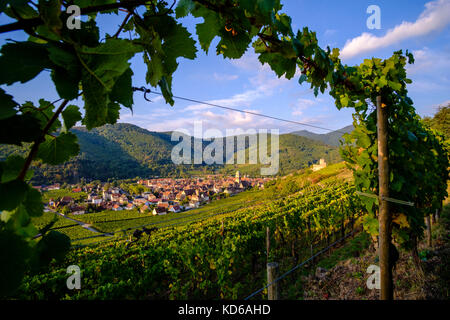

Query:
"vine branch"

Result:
[[17, 99, 70, 181]]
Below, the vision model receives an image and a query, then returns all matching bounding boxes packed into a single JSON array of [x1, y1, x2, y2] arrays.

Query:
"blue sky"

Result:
[[1, 0, 449, 136]]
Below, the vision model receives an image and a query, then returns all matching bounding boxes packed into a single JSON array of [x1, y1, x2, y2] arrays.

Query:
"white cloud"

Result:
[[341, 0, 450, 59], [291, 98, 318, 116], [407, 47, 450, 75], [406, 47, 450, 92]]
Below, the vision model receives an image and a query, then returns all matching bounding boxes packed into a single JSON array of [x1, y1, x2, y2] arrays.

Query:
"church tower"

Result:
[[235, 170, 241, 183]]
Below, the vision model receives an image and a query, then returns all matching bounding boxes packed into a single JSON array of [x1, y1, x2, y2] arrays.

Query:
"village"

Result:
[[39, 171, 273, 216]]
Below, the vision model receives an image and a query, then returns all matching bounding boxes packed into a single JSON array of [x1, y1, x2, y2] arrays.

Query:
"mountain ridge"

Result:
[[0, 122, 348, 184]]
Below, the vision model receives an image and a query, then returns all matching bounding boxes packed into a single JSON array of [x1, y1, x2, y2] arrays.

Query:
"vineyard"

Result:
[[16, 169, 365, 300], [0, 0, 449, 303]]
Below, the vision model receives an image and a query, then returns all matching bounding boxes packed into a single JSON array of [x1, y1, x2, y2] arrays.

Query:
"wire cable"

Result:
[[132, 87, 349, 135]]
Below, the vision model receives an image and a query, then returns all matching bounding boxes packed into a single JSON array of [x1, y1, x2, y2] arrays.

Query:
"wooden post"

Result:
[[267, 262, 279, 300], [266, 227, 270, 262], [426, 215, 432, 247], [377, 96, 393, 300]]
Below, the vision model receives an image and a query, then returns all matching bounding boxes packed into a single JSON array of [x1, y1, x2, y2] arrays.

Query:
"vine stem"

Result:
[[111, 12, 132, 39], [18, 99, 70, 181], [0, 0, 155, 34]]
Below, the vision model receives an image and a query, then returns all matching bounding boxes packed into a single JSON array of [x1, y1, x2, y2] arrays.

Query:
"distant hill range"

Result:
[[290, 125, 354, 147], [0, 123, 352, 184]]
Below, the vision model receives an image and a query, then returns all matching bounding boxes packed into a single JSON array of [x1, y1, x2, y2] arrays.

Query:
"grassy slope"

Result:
[[294, 205, 450, 300]]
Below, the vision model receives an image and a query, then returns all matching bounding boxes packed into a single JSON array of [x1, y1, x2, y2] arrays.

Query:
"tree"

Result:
[[423, 105, 450, 141], [60, 205, 71, 215]]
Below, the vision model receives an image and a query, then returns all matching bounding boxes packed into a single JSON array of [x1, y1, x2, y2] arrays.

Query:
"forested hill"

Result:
[[291, 125, 354, 147], [0, 123, 342, 184]]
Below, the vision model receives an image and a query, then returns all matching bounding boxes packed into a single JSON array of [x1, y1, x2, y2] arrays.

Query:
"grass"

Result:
[[41, 189, 87, 202], [31, 211, 100, 243], [316, 232, 371, 270]]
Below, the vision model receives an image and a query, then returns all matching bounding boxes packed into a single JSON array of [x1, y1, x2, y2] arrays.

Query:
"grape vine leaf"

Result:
[[0, 42, 52, 85], [0, 114, 42, 145], [0, 229, 30, 296], [62, 105, 82, 132], [216, 30, 251, 59], [23, 187, 44, 218], [32, 231, 71, 272], [47, 44, 81, 100], [0, 88, 17, 120], [36, 132, 80, 165], [0, 179, 28, 211], [110, 68, 134, 109], [175, 0, 195, 18], [40, 0, 63, 33], [0, 155, 31, 183], [193, 8, 220, 53]]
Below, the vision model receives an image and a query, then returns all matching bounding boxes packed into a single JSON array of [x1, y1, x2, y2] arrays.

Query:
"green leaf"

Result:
[[340, 95, 350, 107], [0, 42, 52, 85], [106, 102, 120, 124], [388, 80, 402, 91], [0, 229, 31, 296], [81, 69, 109, 130], [39, 0, 62, 33], [0, 179, 28, 211], [0, 88, 18, 119], [272, 13, 292, 35], [62, 105, 82, 132], [110, 68, 133, 109], [158, 76, 174, 106], [362, 214, 379, 237], [162, 21, 197, 66], [51, 67, 81, 100], [47, 44, 81, 99], [21, 100, 61, 133], [0, 113, 42, 145], [23, 187, 44, 217], [217, 31, 251, 59], [258, 52, 296, 78], [407, 131, 418, 142], [79, 39, 139, 128], [143, 51, 164, 87], [32, 230, 70, 271], [194, 8, 220, 53], [4, 0, 38, 19], [375, 76, 387, 88], [0, 155, 32, 183], [298, 74, 307, 85], [79, 38, 140, 90], [36, 132, 80, 165], [256, 0, 277, 21]]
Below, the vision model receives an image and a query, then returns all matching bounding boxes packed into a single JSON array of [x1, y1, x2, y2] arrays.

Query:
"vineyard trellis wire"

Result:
[[244, 228, 358, 300]]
